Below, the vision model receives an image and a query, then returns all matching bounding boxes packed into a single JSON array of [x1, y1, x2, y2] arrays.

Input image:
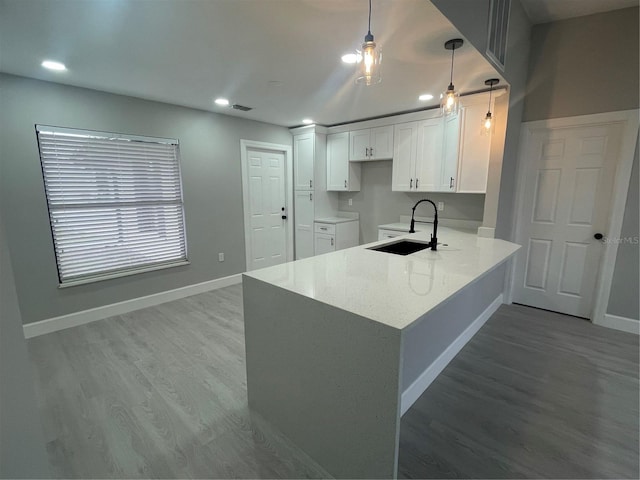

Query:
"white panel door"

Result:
[[294, 133, 314, 190], [246, 148, 287, 271], [327, 132, 349, 191], [415, 118, 444, 192], [392, 122, 418, 192], [294, 190, 315, 260], [513, 123, 623, 318]]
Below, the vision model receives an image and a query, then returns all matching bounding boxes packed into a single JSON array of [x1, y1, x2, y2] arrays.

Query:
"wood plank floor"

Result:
[[27, 285, 330, 479], [399, 304, 639, 479], [27, 285, 639, 479]]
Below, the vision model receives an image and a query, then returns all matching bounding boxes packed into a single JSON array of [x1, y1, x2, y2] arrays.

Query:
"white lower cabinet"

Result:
[[313, 220, 359, 255], [294, 190, 315, 260]]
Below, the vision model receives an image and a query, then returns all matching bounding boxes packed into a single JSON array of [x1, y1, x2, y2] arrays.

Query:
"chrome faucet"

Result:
[[409, 199, 438, 251]]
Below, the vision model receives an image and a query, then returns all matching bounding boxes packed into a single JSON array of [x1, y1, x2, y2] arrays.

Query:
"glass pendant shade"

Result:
[[356, 39, 382, 85], [441, 85, 460, 116], [481, 112, 494, 136]]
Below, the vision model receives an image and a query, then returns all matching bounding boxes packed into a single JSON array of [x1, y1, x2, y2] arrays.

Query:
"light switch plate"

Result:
[[218, 252, 225, 262], [437, 202, 444, 211]]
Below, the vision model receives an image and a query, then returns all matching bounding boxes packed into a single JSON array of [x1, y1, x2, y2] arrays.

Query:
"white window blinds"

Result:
[[36, 125, 188, 286]]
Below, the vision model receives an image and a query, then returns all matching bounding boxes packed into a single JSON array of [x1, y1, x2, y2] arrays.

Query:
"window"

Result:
[[36, 125, 188, 286]]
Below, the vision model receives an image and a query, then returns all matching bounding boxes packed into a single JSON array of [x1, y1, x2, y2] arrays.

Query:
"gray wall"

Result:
[[0, 212, 50, 478], [0, 74, 292, 325], [523, 7, 639, 122], [431, 0, 532, 240], [338, 161, 485, 244], [523, 9, 639, 320], [607, 138, 639, 320]]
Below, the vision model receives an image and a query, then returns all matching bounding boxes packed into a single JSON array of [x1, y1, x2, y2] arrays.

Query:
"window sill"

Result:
[[58, 260, 190, 288]]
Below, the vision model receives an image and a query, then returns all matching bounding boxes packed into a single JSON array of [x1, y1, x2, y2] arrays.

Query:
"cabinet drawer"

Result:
[[314, 222, 336, 235]]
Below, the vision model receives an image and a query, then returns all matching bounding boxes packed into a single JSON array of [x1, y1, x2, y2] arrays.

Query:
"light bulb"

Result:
[[441, 87, 459, 115], [481, 112, 494, 136], [356, 41, 381, 86]]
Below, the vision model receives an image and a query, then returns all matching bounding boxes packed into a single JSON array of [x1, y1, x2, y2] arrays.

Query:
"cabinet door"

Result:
[[441, 113, 461, 191], [349, 129, 370, 161], [392, 122, 418, 192], [314, 233, 335, 255], [415, 118, 444, 192], [294, 190, 315, 259], [294, 133, 314, 190], [370, 125, 394, 160], [457, 104, 491, 193], [327, 132, 349, 191]]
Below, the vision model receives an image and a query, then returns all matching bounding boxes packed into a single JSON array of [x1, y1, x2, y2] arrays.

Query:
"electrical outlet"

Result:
[[218, 252, 225, 262], [348, 198, 353, 206], [437, 201, 445, 211]]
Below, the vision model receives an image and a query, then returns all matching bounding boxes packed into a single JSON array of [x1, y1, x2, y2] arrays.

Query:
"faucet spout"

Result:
[[409, 199, 438, 251]]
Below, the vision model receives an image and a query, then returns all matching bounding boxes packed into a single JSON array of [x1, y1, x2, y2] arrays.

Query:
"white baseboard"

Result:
[[23, 274, 242, 339], [595, 314, 640, 335], [400, 294, 503, 416]]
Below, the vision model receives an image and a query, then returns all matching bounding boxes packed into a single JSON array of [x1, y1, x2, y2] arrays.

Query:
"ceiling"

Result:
[[520, 0, 638, 24], [0, 0, 504, 128]]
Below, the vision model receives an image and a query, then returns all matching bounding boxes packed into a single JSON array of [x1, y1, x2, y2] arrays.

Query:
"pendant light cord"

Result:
[[449, 46, 455, 86], [368, 0, 372, 35], [488, 83, 493, 114]]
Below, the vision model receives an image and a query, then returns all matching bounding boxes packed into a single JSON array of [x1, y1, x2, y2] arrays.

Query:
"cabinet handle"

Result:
[[310, 192, 313, 200], [331, 238, 334, 246], [450, 177, 454, 189], [365, 147, 369, 157], [410, 178, 413, 189], [344, 180, 347, 188], [310, 179, 313, 188], [416, 178, 419, 189], [370, 147, 373, 157], [320, 227, 327, 231]]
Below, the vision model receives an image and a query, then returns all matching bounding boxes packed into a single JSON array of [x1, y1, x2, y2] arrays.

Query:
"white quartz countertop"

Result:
[[244, 227, 520, 330], [378, 222, 427, 232], [315, 216, 359, 224]]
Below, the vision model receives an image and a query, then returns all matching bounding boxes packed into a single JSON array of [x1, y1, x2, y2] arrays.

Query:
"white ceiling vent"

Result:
[[487, 0, 510, 71]]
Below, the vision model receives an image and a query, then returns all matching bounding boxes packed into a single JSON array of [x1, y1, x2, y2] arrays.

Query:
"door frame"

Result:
[[240, 139, 294, 271], [509, 110, 639, 324]]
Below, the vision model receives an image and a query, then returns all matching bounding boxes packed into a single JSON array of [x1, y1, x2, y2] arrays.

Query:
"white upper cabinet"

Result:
[[294, 132, 314, 190], [391, 122, 417, 191], [457, 101, 492, 193], [392, 118, 444, 192], [349, 125, 394, 161], [440, 113, 461, 191], [327, 132, 361, 192]]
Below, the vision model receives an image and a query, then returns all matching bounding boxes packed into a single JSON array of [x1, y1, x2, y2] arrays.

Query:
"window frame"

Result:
[[35, 125, 189, 288]]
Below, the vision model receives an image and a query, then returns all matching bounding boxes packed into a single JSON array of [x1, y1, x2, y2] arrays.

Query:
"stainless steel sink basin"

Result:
[[368, 240, 433, 256]]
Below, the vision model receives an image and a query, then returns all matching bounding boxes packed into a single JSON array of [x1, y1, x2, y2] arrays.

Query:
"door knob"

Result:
[[594, 233, 604, 240]]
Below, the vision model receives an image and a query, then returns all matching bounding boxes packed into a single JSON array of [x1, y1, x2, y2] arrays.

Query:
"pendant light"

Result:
[[481, 78, 499, 136], [441, 38, 463, 116], [356, 0, 382, 85]]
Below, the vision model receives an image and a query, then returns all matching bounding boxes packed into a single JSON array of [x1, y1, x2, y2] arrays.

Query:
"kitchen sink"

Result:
[[368, 240, 433, 256]]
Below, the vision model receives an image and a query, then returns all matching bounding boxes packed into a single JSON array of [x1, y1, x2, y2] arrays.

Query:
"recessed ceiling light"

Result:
[[341, 53, 361, 64], [214, 98, 230, 106], [418, 93, 434, 101], [41, 60, 66, 71], [302, 119, 314, 125]]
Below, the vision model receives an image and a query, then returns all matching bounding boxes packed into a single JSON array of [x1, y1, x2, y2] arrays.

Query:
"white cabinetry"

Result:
[[456, 100, 493, 193], [294, 190, 315, 259], [294, 132, 315, 190], [392, 118, 445, 192], [313, 220, 359, 255], [349, 126, 394, 161], [440, 113, 462, 191], [327, 132, 361, 192], [291, 126, 338, 260]]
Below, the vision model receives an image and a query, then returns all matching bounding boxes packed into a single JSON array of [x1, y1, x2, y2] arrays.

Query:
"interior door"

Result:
[[246, 148, 287, 271], [513, 122, 624, 318]]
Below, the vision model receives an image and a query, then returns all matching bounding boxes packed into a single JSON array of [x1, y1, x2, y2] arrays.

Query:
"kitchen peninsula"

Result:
[[243, 228, 520, 479]]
